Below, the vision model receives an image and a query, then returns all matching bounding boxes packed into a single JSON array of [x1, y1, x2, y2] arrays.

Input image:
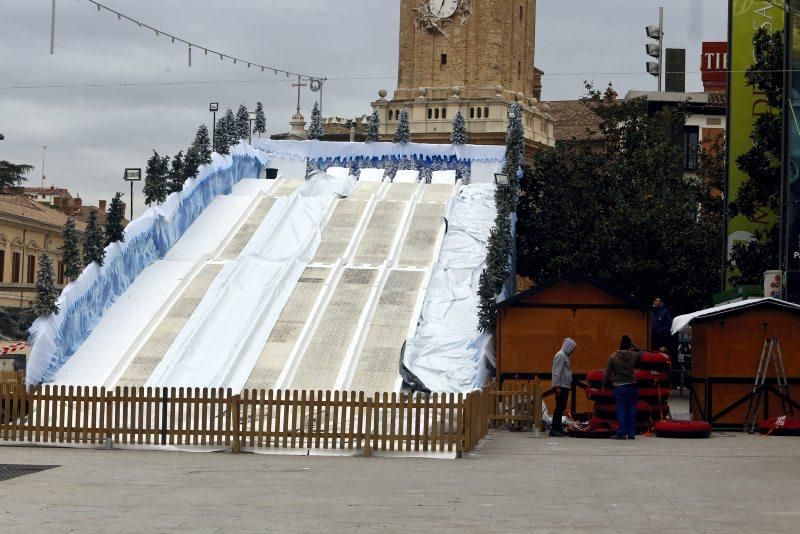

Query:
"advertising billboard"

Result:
[[725, 0, 785, 288]]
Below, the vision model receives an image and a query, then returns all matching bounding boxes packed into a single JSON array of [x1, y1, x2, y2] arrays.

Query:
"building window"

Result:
[[0, 249, 4, 282], [520, 5, 524, 22], [683, 126, 699, 171], [435, 108, 440, 119], [469, 107, 475, 119], [11, 252, 20, 283], [441, 53, 447, 65], [442, 108, 447, 119], [428, 108, 433, 120], [57, 260, 65, 285], [388, 110, 393, 121], [484, 107, 489, 119], [27, 254, 35, 284]]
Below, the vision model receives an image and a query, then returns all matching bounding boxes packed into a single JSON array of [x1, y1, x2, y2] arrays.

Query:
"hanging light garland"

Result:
[[66, 0, 326, 86]]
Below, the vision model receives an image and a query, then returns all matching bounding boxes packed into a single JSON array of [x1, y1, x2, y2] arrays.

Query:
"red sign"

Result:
[[701, 42, 728, 92]]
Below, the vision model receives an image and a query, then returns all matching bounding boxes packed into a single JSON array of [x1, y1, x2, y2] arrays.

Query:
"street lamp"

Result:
[[123, 168, 142, 220], [494, 173, 510, 187], [209, 102, 219, 152], [645, 7, 664, 91], [248, 111, 256, 144]]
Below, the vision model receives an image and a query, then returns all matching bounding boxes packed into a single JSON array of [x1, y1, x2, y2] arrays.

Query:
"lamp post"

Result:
[[209, 102, 219, 152], [123, 168, 142, 220], [248, 111, 256, 144], [645, 7, 664, 92]]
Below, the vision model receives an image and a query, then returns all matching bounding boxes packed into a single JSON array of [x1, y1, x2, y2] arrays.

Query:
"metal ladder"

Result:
[[744, 338, 794, 433]]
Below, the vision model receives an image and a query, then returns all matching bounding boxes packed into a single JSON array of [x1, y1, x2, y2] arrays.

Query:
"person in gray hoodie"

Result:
[[603, 335, 643, 440], [550, 338, 577, 437]]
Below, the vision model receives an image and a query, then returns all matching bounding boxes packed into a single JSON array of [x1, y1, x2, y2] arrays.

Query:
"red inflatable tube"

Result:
[[566, 417, 618, 439], [653, 419, 712, 438], [758, 416, 800, 436], [585, 369, 669, 388], [586, 387, 670, 403], [636, 351, 672, 370]]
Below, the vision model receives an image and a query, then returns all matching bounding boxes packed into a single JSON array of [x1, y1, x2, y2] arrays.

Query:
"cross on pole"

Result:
[[292, 76, 307, 115]]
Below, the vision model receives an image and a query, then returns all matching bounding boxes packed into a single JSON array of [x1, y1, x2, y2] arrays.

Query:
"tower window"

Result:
[[435, 108, 440, 119], [484, 107, 489, 119], [442, 108, 447, 119], [520, 6, 524, 21], [441, 53, 447, 65], [470, 107, 475, 119], [388, 110, 393, 121], [428, 108, 433, 119], [477, 107, 482, 119]]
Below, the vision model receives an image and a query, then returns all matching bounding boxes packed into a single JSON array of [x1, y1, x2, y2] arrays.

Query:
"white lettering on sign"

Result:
[[704, 52, 729, 70]]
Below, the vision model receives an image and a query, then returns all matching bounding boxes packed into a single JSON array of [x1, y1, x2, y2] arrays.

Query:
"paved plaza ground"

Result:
[[1, 428, 799, 533]]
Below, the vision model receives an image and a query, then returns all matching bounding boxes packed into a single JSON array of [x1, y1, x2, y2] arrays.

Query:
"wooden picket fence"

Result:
[[489, 379, 543, 432], [0, 385, 496, 456]]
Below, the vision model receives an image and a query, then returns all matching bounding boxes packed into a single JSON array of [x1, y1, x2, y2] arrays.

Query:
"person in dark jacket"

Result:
[[603, 335, 643, 440], [651, 297, 672, 351], [549, 338, 576, 437]]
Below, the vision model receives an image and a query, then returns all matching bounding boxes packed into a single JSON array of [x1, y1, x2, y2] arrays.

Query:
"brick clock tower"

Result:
[[373, 0, 554, 152]]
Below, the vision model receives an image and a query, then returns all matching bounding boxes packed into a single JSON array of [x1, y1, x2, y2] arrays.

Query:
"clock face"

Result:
[[429, 0, 459, 19]]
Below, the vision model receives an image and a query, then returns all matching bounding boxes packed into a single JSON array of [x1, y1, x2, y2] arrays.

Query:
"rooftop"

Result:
[[541, 100, 604, 142], [0, 194, 87, 231]]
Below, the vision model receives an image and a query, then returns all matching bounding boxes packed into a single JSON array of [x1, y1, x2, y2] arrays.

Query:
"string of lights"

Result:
[[76, 0, 326, 83]]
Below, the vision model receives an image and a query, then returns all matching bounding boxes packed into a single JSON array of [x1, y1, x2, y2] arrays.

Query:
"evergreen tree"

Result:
[[183, 146, 200, 182], [33, 252, 59, 317], [235, 104, 251, 143], [214, 111, 230, 155], [0, 160, 33, 190], [144, 150, 169, 205], [308, 102, 324, 140], [167, 151, 185, 194], [729, 28, 783, 284], [192, 124, 212, 165], [223, 108, 237, 149], [253, 102, 267, 138], [451, 111, 468, 145], [366, 110, 380, 143], [105, 192, 126, 246], [59, 217, 82, 281], [83, 209, 105, 267], [514, 84, 723, 317], [394, 109, 411, 143]]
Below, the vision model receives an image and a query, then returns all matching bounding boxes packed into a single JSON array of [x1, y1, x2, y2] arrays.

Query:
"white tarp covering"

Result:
[[402, 183, 497, 393], [146, 172, 356, 390]]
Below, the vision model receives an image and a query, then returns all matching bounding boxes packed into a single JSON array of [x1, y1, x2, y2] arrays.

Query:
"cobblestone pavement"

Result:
[[1, 431, 799, 532]]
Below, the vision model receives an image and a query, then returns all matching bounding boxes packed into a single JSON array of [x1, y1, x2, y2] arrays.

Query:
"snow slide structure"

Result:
[[27, 140, 504, 394]]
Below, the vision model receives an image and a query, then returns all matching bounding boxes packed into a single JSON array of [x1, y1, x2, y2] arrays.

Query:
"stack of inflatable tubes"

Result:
[[566, 417, 618, 439], [581, 351, 672, 435], [758, 415, 800, 436]]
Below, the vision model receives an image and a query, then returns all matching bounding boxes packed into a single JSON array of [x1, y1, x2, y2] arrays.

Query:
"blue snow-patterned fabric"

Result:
[[26, 148, 265, 386]]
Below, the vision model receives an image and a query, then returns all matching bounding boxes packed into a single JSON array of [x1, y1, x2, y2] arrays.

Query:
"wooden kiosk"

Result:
[[495, 271, 651, 415], [673, 298, 800, 428]]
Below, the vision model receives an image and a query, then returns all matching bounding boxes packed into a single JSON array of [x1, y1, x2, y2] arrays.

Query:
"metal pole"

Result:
[[658, 6, 664, 92], [41, 146, 46, 188], [50, 0, 56, 55], [211, 110, 216, 153], [130, 180, 134, 220]]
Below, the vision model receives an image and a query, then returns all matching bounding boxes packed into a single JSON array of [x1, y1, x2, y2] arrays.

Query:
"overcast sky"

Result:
[[0, 0, 727, 215]]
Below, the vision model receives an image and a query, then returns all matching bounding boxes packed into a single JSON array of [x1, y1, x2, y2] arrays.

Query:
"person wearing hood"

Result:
[[603, 335, 644, 440], [550, 338, 576, 437]]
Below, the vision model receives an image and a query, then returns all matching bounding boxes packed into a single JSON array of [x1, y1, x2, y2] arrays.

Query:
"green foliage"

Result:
[[59, 217, 82, 280], [515, 84, 723, 316], [82, 209, 105, 267], [33, 252, 59, 317], [144, 150, 169, 205], [730, 28, 784, 283], [235, 104, 251, 142], [215, 108, 236, 155], [308, 102, 324, 140], [105, 192, 126, 246], [366, 110, 380, 142], [192, 124, 213, 165], [394, 109, 410, 143], [451, 111, 468, 145], [0, 160, 33, 190], [254, 102, 267, 137], [167, 151, 185, 194], [477, 103, 524, 331]]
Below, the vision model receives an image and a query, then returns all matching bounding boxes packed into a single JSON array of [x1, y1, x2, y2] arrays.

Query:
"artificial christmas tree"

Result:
[[366, 110, 380, 143], [59, 217, 82, 281], [33, 252, 59, 316], [308, 102, 324, 140], [451, 111, 468, 145], [253, 102, 267, 138], [235, 104, 251, 143], [144, 150, 169, 205], [105, 192, 126, 246], [394, 109, 411, 143], [83, 209, 105, 267], [168, 151, 185, 194]]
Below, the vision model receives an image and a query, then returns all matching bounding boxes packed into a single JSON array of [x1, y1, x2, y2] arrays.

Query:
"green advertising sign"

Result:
[[725, 0, 785, 288]]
